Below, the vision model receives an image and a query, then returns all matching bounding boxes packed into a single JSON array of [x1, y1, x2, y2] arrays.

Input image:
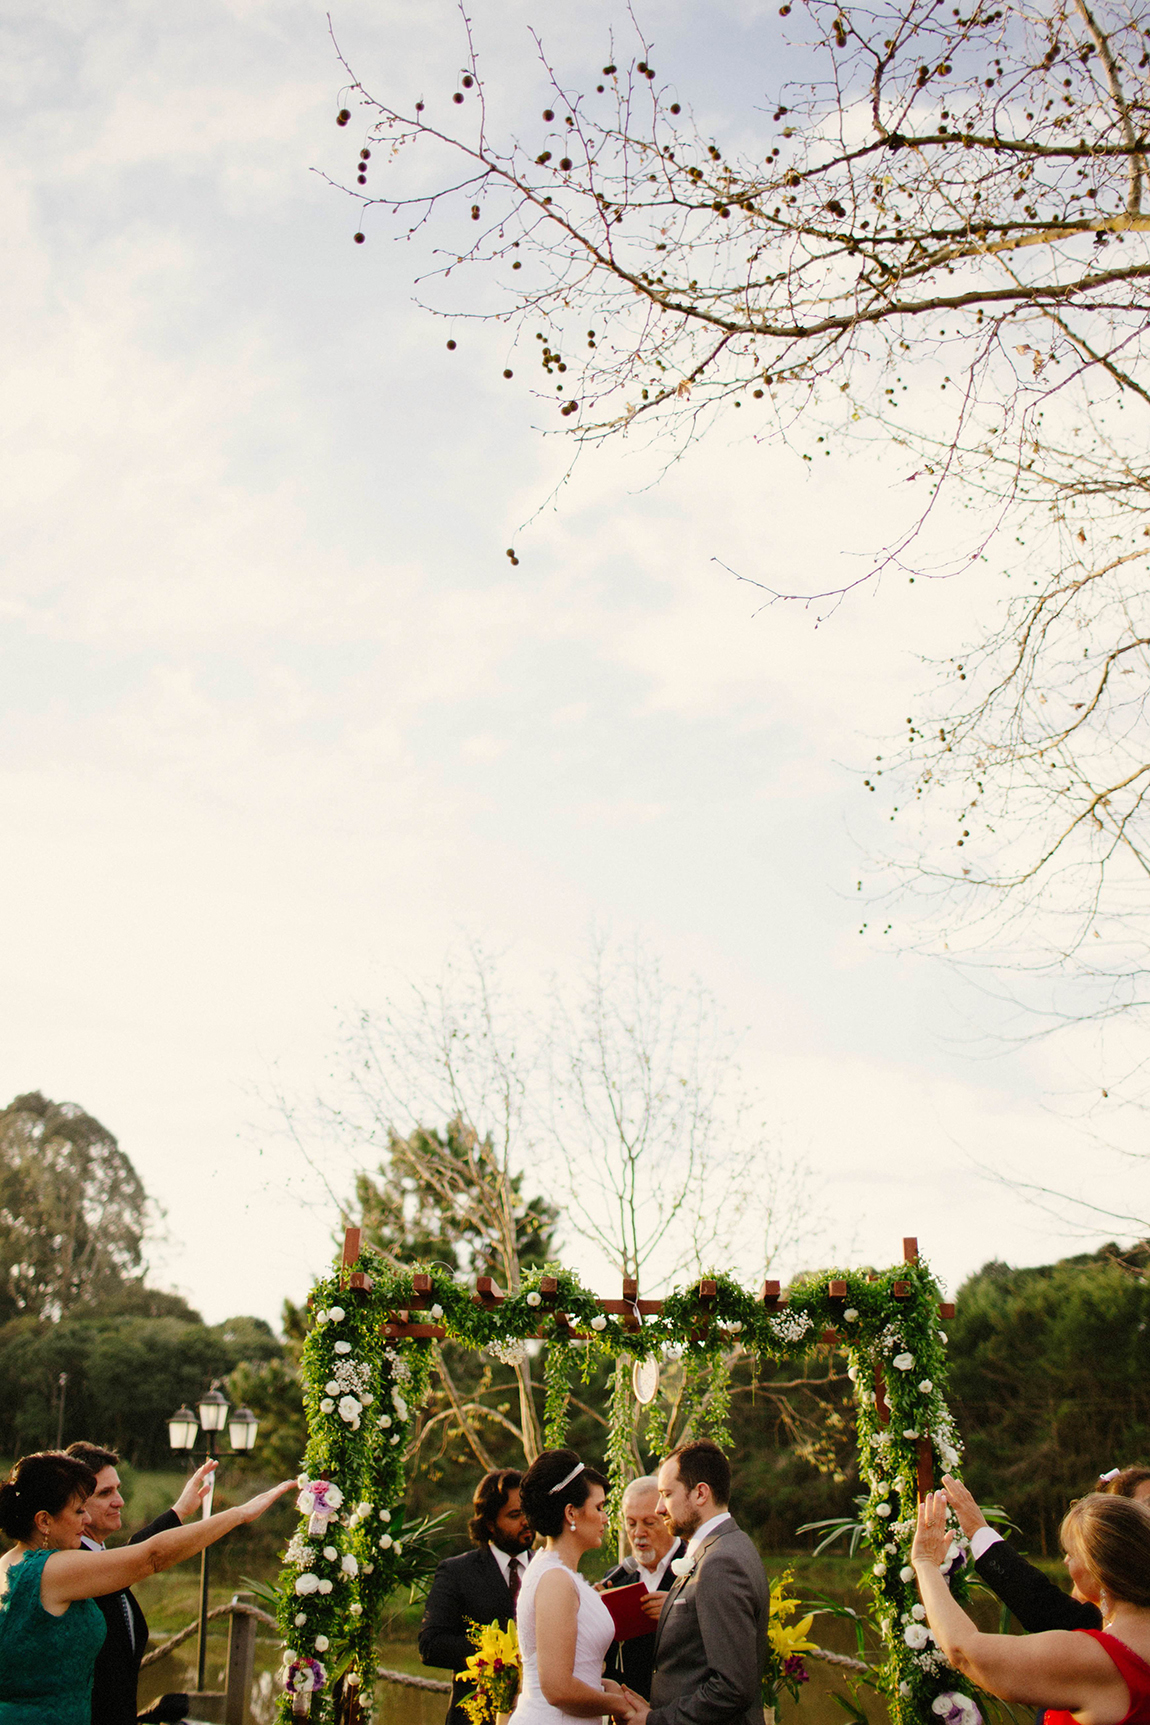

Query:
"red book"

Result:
[[600, 1581, 655, 1642]]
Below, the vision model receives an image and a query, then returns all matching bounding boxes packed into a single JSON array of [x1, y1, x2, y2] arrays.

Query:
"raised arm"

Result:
[[41, 1479, 294, 1609], [942, 1475, 1101, 1634], [911, 1493, 1124, 1710]]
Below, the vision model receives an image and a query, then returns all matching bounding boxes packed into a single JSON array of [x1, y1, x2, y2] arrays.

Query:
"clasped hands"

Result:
[[603, 1681, 649, 1724]]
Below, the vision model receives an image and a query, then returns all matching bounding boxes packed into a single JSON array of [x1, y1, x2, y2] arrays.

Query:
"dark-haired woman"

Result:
[[913, 1491, 1150, 1724], [0, 1449, 293, 1725], [512, 1449, 635, 1725]]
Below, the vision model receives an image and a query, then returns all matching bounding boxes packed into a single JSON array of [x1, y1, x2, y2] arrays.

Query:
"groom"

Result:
[[623, 1439, 767, 1725]]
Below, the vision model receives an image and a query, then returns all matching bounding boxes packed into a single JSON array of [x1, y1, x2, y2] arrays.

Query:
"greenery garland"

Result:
[[276, 1247, 971, 1725], [542, 1335, 573, 1448]]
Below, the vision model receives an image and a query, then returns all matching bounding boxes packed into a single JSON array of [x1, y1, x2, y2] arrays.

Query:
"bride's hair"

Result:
[[0, 1451, 98, 1542], [520, 1449, 608, 1538]]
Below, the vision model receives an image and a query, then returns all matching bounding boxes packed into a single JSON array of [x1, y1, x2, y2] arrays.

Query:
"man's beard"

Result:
[[489, 1527, 534, 1556], [668, 1506, 701, 1541]]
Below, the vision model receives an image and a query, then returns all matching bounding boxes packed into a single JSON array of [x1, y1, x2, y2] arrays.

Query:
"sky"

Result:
[[1, 0, 1143, 1330]]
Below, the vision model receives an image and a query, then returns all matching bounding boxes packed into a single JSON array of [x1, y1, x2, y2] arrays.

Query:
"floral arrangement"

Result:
[[763, 1570, 817, 1717], [277, 1242, 971, 1725], [461, 1619, 521, 1725]]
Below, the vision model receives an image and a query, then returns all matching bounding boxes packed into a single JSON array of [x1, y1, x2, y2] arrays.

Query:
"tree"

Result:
[[358, 1115, 561, 1472], [0, 1302, 295, 1468], [947, 1241, 1150, 1550], [0, 1092, 148, 1322], [329, 1, 1150, 1039], [318, 949, 559, 1462], [356, 1117, 559, 1279], [302, 938, 810, 1477], [543, 934, 808, 1287]]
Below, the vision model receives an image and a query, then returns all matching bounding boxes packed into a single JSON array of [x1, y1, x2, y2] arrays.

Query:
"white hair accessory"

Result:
[[1099, 1468, 1121, 1482], [548, 1461, 585, 1495]]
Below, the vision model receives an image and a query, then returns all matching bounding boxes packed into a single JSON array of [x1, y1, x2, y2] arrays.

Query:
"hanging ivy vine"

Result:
[[275, 1246, 970, 1725]]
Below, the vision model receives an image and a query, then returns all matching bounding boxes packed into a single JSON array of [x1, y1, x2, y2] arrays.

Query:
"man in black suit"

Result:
[[67, 1440, 216, 1725], [419, 1468, 535, 1725], [601, 1477, 686, 1700]]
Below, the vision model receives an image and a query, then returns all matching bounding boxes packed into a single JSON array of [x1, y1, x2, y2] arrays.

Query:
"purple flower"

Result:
[[783, 1657, 809, 1683], [941, 1541, 967, 1583]]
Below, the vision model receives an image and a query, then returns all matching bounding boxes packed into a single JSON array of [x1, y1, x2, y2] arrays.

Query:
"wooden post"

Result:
[[903, 1237, 918, 1263], [917, 1437, 934, 1500], [874, 1361, 890, 1426], [224, 1596, 257, 1725]]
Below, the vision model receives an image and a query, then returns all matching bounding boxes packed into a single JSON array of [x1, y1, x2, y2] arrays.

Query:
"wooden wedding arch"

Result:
[[275, 1230, 971, 1725]]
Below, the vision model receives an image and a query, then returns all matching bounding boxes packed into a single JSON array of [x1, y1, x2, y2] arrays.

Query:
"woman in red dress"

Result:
[[913, 1491, 1150, 1725]]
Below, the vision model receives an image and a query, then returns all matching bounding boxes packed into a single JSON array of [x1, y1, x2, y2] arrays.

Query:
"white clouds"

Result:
[[0, 0, 1140, 1323]]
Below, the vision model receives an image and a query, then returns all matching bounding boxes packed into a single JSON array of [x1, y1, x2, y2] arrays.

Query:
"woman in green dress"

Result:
[[0, 1450, 292, 1725]]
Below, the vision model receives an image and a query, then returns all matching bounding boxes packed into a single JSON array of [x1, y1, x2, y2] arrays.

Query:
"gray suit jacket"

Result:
[[648, 1516, 768, 1725]]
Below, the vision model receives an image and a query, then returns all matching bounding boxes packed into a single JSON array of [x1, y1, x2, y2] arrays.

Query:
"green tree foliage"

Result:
[[356, 1117, 559, 1276], [0, 1306, 293, 1468], [0, 1092, 148, 1321], [222, 1302, 311, 1480], [947, 1243, 1150, 1552], [356, 1117, 561, 1478]]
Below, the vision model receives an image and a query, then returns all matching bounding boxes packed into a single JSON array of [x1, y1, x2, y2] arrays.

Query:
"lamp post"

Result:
[[168, 1384, 260, 1693]]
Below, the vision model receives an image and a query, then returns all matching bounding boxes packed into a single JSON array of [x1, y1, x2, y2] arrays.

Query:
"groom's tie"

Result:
[[508, 1555, 523, 1608]]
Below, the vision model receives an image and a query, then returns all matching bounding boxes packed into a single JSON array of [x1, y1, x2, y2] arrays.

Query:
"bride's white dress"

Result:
[[511, 1550, 615, 1725]]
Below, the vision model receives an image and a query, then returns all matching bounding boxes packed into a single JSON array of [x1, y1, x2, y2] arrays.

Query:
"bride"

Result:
[[512, 1449, 636, 1725]]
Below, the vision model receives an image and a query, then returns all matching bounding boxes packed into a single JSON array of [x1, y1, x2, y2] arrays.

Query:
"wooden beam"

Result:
[[874, 1362, 890, 1427], [939, 1302, 956, 1320], [891, 1280, 911, 1299], [917, 1436, 934, 1498], [340, 1227, 362, 1290], [757, 1280, 787, 1309], [828, 1280, 848, 1299], [819, 1328, 840, 1347], [381, 1322, 446, 1340], [596, 1299, 663, 1318], [473, 1277, 505, 1309], [903, 1237, 918, 1263]]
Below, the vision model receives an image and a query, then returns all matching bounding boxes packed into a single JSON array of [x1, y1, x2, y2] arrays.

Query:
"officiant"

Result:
[[601, 1477, 686, 1700]]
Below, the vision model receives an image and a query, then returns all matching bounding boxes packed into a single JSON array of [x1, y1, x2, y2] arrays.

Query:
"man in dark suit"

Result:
[[625, 1440, 768, 1725], [67, 1441, 216, 1725], [942, 1472, 1103, 1632], [419, 1468, 535, 1725], [601, 1477, 686, 1700]]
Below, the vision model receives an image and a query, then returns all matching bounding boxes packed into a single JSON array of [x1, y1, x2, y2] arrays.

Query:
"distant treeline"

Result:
[[4, 1091, 1146, 1554]]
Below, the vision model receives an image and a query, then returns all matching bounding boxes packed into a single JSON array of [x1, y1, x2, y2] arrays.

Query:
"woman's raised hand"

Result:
[[941, 1474, 989, 1542], [911, 1491, 953, 1572], [233, 1480, 296, 1524]]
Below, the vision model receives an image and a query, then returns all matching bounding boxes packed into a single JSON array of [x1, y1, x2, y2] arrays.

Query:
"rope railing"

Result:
[[376, 1668, 453, 1692], [140, 1600, 278, 1668], [142, 1600, 869, 1686], [807, 1645, 871, 1674]]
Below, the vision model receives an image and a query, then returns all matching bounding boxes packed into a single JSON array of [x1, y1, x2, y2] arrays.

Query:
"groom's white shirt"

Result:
[[684, 1511, 730, 1563]]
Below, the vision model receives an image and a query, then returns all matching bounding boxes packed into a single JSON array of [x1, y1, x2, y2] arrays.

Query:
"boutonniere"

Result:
[[670, 1555, 695, 1578]]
